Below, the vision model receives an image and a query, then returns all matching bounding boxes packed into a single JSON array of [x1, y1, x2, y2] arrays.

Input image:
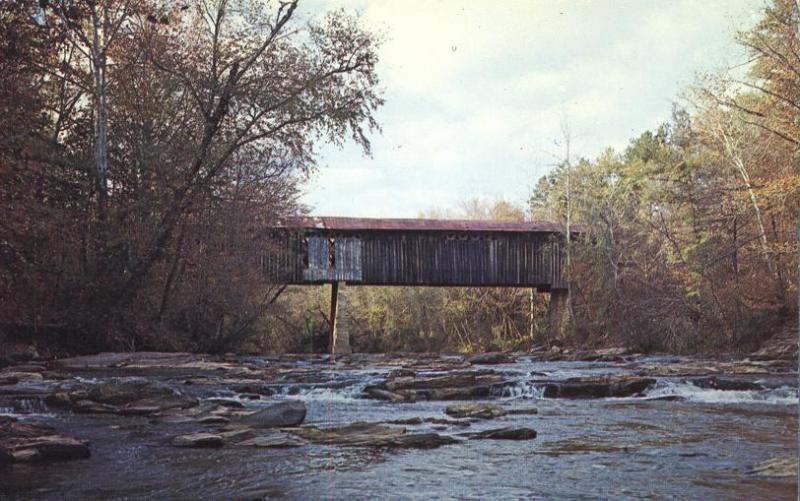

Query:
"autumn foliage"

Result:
[[0, 0, 381, 352], [531, 0, 799, 352]]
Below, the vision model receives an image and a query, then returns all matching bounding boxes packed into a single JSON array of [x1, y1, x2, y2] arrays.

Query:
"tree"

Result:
[[0, 0, 383, 351]]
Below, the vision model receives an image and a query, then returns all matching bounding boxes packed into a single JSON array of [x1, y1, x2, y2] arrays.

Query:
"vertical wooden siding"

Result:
[[264, 229, 569, 290], [357, 231, 562, 288]]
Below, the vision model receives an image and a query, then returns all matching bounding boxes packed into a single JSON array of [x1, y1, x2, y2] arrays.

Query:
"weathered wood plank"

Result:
[[270, 228, 569, 289]]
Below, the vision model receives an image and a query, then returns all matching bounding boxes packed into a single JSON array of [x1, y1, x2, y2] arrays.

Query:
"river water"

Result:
[[1, 355, 797, 500]]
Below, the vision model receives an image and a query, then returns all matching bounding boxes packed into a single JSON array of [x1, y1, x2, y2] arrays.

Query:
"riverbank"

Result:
[[1, 349, 797, 499]]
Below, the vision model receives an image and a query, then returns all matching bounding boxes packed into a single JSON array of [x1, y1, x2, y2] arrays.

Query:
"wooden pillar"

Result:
[[548, 289, 570, 341], [328, 281, 352, 355], [529, 287, 535, 340], [327, 282, 338, 354]]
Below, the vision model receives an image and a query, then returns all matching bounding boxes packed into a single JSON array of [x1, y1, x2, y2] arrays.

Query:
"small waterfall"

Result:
[[492, 381, 546, 400], [643, 379, 799, 405], [0, 397, 51, 416], [278, 381, 370, 402]]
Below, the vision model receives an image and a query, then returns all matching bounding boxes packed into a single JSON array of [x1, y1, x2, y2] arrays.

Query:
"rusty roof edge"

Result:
[[271, 216, 585, 233]]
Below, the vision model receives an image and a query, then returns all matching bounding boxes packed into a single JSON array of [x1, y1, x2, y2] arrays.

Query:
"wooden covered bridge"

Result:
[[265, 217, 575, 354]]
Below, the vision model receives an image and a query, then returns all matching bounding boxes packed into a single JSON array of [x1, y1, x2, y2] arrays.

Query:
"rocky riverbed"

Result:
[[0, 348, 797, 499]]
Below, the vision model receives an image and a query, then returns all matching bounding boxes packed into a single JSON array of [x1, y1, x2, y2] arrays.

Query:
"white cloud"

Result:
[[301, 0, 762, 218]]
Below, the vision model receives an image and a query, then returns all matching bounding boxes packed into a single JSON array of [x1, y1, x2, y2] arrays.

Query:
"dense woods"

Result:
[[531, 0, 800, 352], [0, 0, 797, 355], [0, 0, 381, 352]]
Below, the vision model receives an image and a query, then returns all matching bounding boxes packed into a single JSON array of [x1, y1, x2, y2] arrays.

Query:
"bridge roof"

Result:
[[276, 216, 579, 233]]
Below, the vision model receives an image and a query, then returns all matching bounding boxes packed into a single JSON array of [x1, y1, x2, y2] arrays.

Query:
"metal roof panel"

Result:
[[273, 216, 582, 233]]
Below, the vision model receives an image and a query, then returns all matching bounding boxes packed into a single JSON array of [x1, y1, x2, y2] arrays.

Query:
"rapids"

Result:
[[0, 355, 796, 500]]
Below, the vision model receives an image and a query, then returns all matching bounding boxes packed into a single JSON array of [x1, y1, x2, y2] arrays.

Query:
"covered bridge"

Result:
[[264, 217, 577, 354]]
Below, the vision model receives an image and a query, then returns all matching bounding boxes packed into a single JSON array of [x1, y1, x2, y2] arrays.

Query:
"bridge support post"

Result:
[[548, 289, 570, 341], [328, 281, 352, 356]]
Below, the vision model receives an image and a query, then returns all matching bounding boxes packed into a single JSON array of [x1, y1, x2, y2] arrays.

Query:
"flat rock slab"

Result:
[[368, 370, 505, 402], [171, 433, 224, 448], [289, 422, 404, 446], [7, 436, 91, 461], [445, 404, 507, 419], [56, 352, 199, 370], [238, 434, 307, 448], [386, 433, 460, 449], [87, 379, 192, 406], [48, 379, 199, 416], [54, 352, 264, 374], [507, 408, 538, 415], [385, 372, 502, 391], [468, 353, 516, 365], [287, 422, 458, 449], [464, 427, 537, 440], [197, 416, 230, 425], [365, 388, 407, 402], [385, 417, 472, 428], [541, 377, 656, 399], [396, 385, 495, 401], [207, 398, 246, 408], [1, 417, 90, 463], [750, 456, 798, 477]]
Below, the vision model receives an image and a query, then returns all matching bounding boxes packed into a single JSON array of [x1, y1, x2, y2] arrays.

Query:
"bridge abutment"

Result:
[[548, 289, 571, 341]]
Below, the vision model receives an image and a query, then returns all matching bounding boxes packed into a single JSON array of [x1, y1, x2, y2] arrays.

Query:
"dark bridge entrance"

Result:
[[265, 217, 575, 353]]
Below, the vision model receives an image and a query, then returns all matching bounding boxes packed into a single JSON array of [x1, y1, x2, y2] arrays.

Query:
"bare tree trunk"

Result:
[[560, 119, 575, 338], [719, 126, 785, 301], [90, 4, 110, 233], [529, 287, 534, 340]]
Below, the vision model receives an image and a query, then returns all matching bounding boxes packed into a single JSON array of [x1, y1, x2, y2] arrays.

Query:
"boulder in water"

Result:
[[237, 401, 306, 428]]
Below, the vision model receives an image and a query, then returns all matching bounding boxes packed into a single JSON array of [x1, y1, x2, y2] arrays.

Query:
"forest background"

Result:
[[0, 0, 797, 355]]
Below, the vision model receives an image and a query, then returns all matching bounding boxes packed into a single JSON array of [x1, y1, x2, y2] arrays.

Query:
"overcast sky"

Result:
[[299, 0, 763, 218]]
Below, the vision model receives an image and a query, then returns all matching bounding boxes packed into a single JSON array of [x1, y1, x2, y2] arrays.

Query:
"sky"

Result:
[[299, 0, 763, 218]]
